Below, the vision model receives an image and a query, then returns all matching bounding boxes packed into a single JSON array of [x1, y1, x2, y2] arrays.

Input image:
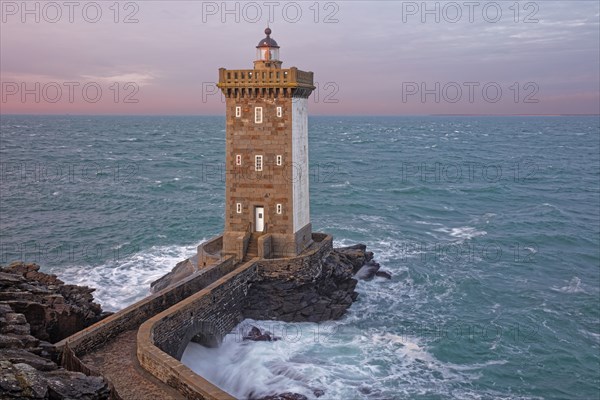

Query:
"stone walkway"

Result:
[[81, 329, 185, 400]]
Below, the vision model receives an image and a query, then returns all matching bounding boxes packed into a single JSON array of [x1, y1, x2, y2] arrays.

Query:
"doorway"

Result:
[[255, 206, 265, 232]]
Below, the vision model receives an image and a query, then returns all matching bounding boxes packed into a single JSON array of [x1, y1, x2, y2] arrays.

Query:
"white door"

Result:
[[255, 207, 265, 232]]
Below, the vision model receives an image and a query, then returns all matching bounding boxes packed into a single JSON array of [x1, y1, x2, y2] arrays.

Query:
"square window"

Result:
[[276, 155, 282, 166], [236, 203, 242, 213], [277, 106, 282, 117], [255, 155, 263, 171], [236, 154, 242, 166], [255, 107, 263, 123], [235, 106, 241, 118], [276, 204, 282, 214]]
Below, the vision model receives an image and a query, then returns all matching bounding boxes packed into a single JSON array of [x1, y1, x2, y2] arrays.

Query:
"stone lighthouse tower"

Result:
[[217, 28, 315, 261]]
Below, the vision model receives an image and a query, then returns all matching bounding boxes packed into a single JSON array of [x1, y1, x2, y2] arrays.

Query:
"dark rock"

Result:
[[375, 270, 392, 279], [0, 349, 57, 371], [358, 385, 372, 394], [0, 261, 111, 399], [0, 334, 25, 349], [335, 244, 370, 273], [4, 312, 27, 325], [255, 393, 308, 400], [355, 261, 381, 280], [12, 362, 49, 398], [313, 389, 325, 397], [0, 262, 109, 343], [243, 244, 377, 323], [150, 257, 196, 293], [1, 323, 30, 335], [0, 360, 111, 399], [0, 272, 24, 284], [244, 326, 279, 342], [244, 326, 261, 339], [0, 360, 23, 393], [46, 369, 110, 399]]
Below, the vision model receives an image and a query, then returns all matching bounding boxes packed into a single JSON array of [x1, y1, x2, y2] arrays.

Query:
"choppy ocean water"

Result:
[[1, 115, 598, 399]]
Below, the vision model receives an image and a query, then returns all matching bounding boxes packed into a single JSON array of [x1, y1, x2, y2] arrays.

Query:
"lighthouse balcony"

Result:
[[218, 67, 314, 89]]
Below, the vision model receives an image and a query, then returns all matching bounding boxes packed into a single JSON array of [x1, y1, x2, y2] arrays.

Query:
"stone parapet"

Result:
[[255, 233, 332, 283], [218, 67, 314, 90], [55, 255, 236, 357], [137, 260, 259, 400], [198, 236, 223, 267]]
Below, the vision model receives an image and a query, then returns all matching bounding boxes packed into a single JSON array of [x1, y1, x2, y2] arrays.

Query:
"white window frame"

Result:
[[276, 155, 282, 166], [276, 106, 282, 117], [255, 107, 263, 123], [236, 203, 242, 214], [276, 204, 282, 214], [236, 154, 242, 166], [255, 155, 263, 171], [235, 106, 241, 118]]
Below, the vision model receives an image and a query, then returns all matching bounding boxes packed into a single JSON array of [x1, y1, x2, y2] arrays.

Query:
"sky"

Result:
[[1, 0, 599, 115]]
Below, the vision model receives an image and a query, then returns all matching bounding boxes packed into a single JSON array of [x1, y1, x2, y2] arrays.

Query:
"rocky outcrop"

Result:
[[355, 259, 392, 281], [243, 244, 375, 322], [1, 262, 110, 343], [255, 393, 309, 400], [243, 326, 280, 342], [0, 359, 110, 399], [0, 262, 111, 399], [150, 255, 198, 293]]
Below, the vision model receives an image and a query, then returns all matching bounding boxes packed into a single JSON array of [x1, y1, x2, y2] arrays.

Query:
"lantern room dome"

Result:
[[257, 27, 279, 48]]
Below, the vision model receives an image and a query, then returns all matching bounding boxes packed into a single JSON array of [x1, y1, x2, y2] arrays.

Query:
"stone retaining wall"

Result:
[[255, 233, 332, 282], [137, 260, 259, 400], [198, 236, 224, 267], [55, 255, 236, 357]]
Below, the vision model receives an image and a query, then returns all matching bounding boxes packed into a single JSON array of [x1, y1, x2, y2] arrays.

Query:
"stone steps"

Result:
[[243, 233, 262, 261]]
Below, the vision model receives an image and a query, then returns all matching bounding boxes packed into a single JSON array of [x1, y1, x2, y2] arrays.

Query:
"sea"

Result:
[[0, 115, 598, 399]]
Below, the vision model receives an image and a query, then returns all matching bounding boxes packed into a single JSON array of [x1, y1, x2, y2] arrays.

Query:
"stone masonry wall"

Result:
[[223, 94, 313, 257], [151, 261, 257, 359], [55, 256, 236, 357], [255, 233, 332, 282], [137, 261, 259, 400], [224, 96, 294, 235]]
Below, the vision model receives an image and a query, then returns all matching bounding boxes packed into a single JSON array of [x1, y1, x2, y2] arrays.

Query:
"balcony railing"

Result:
[[218, 67, 314, 89]]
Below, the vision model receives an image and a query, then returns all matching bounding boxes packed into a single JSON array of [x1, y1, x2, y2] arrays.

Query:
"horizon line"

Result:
[[2, 113, 599, 118]]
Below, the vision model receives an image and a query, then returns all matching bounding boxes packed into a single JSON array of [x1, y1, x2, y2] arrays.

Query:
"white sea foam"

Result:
[[181, 320, 484, 399], [49, 242, 201, 311], [435, 226, 487, 240], [578, 328, 600, 344], [329, 181, 350, 188], [553, 276, 586, 294], [415, 220, 445, 226]]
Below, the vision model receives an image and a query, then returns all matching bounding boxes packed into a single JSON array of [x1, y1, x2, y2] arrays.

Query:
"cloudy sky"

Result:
[[1, 1, 599, 115]]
